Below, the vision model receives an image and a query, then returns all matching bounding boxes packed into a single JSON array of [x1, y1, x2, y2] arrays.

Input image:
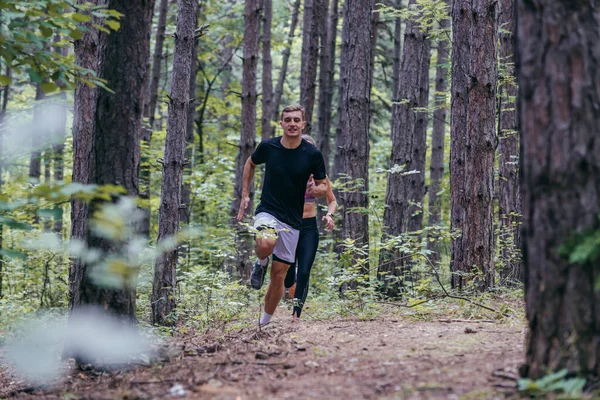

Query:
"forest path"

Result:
[[3, 312, 525, 399]]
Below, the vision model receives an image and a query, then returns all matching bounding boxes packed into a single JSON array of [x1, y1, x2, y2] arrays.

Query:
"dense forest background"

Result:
[[0, 0, 598, 397]]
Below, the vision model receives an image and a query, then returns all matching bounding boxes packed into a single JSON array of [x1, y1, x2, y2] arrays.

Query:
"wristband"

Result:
[[326, 213, 334, 218]]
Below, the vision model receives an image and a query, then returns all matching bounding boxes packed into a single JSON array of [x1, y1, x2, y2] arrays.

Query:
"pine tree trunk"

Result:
[[338, 0, 372, 282], [72, 0, 154, 319], [497, 0, 522, 285], [331, 0, 349, 181], [53, 91, 66, 234], [261, 0, 273, 140], [69, 0, 105, 311], [140, 0, 170, 239], [378, 0, 431, 296], [152, 0, 197, 326], [391, 0, 402, 101], [516, 0, 600, 380], [145, 0, 170, 130], [29, 85, 45, 184], [426, 0, 450, 264], [230, 0, 260, 281], [316, 0, 338, 170], [450, 0, 497, 291], [271, 0, 301, 128], [299, 0, 325, 135]]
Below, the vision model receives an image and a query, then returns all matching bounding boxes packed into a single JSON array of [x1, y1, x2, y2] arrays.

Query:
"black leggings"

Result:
[[284, 217, 319, 318]]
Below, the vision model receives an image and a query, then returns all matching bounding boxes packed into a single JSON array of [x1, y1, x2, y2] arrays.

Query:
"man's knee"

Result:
[[255, 238, 276, 258], [270, 262, 289, 284]]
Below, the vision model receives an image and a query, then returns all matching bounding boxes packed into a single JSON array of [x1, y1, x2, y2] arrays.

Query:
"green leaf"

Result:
[[69, 29, 84, 41], [28, 69, 43, 83], [72, 12, 92, 23], [40, 25, 53, 38], [0, 74, 11, 86], [105, 20, 120, 31], [0, 216, 32, 231], [40, 81, 59, 94]]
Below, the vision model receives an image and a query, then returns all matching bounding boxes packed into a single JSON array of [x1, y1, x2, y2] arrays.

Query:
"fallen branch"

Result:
[[438, 319, 496, 323]]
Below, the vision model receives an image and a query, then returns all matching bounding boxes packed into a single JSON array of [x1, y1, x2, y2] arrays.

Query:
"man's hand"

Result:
[[236, 195, 250, 221], [322, 215, 334, 231]]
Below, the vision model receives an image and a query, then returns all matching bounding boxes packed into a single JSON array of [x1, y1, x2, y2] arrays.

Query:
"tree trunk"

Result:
[[29, 85, 45, 184], [331, 0, 349, 181], [378, 0, 431, 296], [152, 0, 197, 326], [299, 0, 325, 135], [497, 0, 521, 285], [0, 65, 9, 297], [391, 0, 402, 101], [450, 0, 497, 291], [271, 0, 301, 129], [316, 0, 338, 170], [71, 0, 154, 320], [338, 0, 372, 281], [140, 0, 169, 238], [261, 0, 273, 140], [69, 0, 105, 312], [516, 0, 600, 380], [230, 0, 260, 281], [145, 0, 170, 130], [426, 0, 450, 264]]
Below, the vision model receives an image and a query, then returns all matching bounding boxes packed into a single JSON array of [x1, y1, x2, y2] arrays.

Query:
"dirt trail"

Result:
[[2, 314, 524, 399]]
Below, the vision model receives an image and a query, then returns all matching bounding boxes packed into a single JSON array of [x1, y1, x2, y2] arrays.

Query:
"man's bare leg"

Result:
[[264, 260, 290, 315], [255, 236, 275, 260]]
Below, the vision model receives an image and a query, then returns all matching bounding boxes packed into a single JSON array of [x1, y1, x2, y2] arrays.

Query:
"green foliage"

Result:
[[518, 369, 586, 398], [0, 0, 121, 91]]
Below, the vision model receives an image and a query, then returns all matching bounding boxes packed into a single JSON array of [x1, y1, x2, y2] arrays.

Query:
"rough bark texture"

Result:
[[140, 0, 169, 238], [261, 0, 273, 140], [450, 0, 497, 291], [391, 0, 402, 101], [331, 0, 349, 181], [516, 0, 600, 380], [378, 0, 431, 296], [299, 0, 325, 135], [271, 0, 301, 128], [426, 0, 450, 264], [69, 0, 105, 311], [316, 0, 338, 170], [71, 0, 153, 320], [152, 0, 197, 326], [53, 90, 67, 234], [230, 0, 260, 281], [497, 0, 522, 284], [145, 0, 170, 129], [338, 0, 372, 277]]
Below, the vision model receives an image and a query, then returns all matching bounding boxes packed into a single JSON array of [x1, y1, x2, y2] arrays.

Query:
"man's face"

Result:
[[280, 111, 306, 138]]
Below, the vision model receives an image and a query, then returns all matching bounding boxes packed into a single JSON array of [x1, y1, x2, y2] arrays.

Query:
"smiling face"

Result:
[[280, 110, 306, 138]]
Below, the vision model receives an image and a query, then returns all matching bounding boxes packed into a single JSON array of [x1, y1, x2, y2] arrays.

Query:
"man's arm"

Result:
[[309, 177, 328, 198], [236, 157, 256, 221]]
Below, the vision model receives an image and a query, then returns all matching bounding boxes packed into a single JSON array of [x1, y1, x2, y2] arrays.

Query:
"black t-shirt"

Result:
[[251, 137, 327, 230]]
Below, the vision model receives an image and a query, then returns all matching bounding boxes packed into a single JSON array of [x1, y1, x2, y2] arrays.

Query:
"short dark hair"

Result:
[[280, 104, 306, 121]]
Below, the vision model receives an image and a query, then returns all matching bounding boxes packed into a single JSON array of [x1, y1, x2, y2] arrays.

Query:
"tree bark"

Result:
[[391, 0, 402, 101], [316, 0, 338, 170], [338, 0, 372, 281], [331, 0, 349, 181], [378, 0, 431, 296], [516, 0, 600, 380], [426, 0, 450, 264], [71, 0, 154, 320], [450, 0, 497, 291], [70, 0, 105, 311], [261, 0, 273, 140], [29, 85, 45, 184], [299, 0, 325, 135], [497, 0, 522, 284], [271, 0, 301, 129], [152, 0, 197, 326], [145, 0, 170, 130], [230, 0, 260, 281]]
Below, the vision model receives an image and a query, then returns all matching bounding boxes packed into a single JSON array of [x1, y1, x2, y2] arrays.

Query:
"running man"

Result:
[[236, 104, 327, 326]]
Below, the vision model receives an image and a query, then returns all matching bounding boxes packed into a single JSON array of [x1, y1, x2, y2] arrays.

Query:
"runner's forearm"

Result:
[[242, 158, 256, 196]]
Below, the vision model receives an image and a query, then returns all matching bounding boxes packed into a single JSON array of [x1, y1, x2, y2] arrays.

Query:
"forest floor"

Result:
[[0, 302, 526, 400]]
